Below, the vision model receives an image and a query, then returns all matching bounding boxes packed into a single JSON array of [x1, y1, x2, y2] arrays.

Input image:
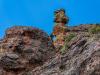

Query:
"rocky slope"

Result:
[[0, 25, 100, 75]]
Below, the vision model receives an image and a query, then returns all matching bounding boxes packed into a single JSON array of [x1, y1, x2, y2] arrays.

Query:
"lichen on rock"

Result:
[[0, 9, 100, 75]]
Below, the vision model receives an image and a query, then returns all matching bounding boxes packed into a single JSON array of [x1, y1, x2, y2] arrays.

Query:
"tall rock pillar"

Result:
[[52, 9, 69, 47]]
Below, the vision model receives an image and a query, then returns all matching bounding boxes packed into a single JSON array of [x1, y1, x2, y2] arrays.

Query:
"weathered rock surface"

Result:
[[68, 24, 100, 32], [0, 26, 55, 75], [31, 32, 100, 75], [0, 25, 100, 75]]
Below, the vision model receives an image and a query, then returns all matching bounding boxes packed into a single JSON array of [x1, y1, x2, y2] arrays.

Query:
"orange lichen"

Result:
[[52, 9, 69, 47]]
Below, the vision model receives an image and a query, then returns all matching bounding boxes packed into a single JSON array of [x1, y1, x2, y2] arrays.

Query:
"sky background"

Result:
[[0, 0, 100, 38]]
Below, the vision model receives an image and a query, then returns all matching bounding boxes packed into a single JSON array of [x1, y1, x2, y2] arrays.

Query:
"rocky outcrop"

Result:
[[68, 24, 100, 32], [0, 25, 100, 75], [0, 26, 55, 75], [30, 31, 100, 75]]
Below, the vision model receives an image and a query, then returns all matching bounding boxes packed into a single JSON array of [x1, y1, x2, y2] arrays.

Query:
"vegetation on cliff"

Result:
[[88, 24, 100, 34], [0, 9, 100, 75]]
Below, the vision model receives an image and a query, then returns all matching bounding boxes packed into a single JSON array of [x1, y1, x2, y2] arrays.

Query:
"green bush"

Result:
[[95, 26, 100, 32], [64, 33, 76, 42], [60, 33, 76, 54], [60, 44, 68, 54], [89, 26, 100, 34]]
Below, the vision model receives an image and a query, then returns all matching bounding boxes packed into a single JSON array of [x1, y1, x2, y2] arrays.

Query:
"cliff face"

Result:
[[0, 26, 55, 75], [0, 25, 100, 75]]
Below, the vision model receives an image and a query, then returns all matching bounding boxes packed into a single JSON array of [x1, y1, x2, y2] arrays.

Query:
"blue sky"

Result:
[[0, 0, 100, 38]]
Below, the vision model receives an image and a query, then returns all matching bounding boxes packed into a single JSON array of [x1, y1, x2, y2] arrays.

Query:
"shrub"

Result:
[[89, 25, 100, 34], [64, 33, 76, 42], [60, 33, 76, 54], [95, 26, 100, 32], [60, 44, 68, 54]]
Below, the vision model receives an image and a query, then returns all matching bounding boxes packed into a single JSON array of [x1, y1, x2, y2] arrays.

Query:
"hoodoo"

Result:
[[52, 9, 69, 48]]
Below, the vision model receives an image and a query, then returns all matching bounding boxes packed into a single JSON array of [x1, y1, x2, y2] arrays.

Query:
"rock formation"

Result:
[[0, 26, 55, 75], [0, 9, 100, 75], [52, 9, 69, 47]]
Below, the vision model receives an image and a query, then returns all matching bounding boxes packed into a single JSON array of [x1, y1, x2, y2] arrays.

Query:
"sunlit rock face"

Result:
[[0, 26, 55, 75], [53, 9, 69, 47], [30, 27, 100, 75], [54, 9, 69, 24], [0, 8, 100, 75], [53, 9, 68, 36], [0, 25, 99, 75]]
